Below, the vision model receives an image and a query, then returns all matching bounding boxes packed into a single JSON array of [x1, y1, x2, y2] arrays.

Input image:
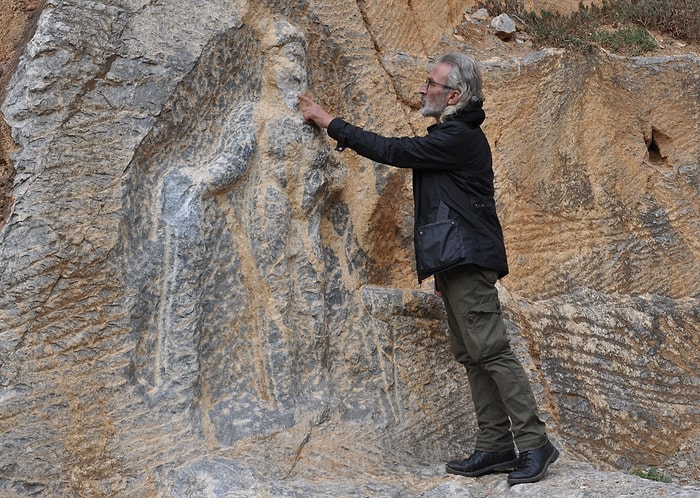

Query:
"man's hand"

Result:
[[298, 94, 333, 129]]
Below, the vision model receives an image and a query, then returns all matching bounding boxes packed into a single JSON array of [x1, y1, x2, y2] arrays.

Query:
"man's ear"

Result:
[[447, 90, 461, 105]]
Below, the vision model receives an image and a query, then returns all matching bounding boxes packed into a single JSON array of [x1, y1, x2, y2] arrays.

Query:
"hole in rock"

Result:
[[647, 127, 669, 165]]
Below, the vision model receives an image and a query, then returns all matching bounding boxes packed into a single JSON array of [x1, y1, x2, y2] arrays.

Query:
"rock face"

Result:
[[0, 1, 699, 496]]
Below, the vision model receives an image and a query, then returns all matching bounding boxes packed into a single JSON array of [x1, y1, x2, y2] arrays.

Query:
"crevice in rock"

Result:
[[0, 123, 14, 230], [353, 0, 421, 135], [365, 169, 414, 287]]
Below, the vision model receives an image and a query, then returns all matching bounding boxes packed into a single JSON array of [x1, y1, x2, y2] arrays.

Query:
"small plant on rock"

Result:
[[595, 26, 657, 55], [630, 466, 673, 483]]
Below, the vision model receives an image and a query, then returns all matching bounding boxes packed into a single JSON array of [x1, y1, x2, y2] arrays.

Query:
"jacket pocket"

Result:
[[415, 219, 464, 274]]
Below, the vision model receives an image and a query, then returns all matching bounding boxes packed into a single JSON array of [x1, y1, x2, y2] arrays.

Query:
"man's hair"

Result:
[[438, 53, 485, 122]]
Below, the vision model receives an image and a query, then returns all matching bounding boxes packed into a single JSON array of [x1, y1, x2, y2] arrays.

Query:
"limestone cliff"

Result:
[[0, 1, 698, 496]]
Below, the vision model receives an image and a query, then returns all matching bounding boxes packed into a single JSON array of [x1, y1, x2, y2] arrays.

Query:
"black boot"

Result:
[[507, 440, 559, 484], [446, 449, 518, 477]]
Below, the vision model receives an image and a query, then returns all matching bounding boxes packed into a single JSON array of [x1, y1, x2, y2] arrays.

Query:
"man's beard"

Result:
[[420, 97, 445, 118]]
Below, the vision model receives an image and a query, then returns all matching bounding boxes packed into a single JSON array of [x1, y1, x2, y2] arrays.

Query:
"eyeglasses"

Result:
[[424, 77, 455, 91]]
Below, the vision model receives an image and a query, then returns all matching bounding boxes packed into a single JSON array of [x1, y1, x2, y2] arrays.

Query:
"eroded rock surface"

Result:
[[0, 1, 698, 496]]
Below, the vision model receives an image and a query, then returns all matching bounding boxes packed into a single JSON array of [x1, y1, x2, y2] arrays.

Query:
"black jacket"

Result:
[[327, 106, 508, 282]]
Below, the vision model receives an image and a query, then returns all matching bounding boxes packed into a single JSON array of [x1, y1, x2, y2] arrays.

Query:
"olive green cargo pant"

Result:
[[435, 264, 548, 452]]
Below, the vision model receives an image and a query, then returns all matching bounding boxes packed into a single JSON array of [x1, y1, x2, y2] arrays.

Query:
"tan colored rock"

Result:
[[0, 0, 698, 495], [523, 0, 601, 14], [486, 51, 700, 301]]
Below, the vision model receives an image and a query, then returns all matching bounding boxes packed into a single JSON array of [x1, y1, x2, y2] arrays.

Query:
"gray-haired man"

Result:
[[299, 53, 558, 485]]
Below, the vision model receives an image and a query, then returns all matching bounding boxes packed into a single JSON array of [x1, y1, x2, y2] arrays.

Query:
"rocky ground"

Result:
[[169, 457, 700, 497]]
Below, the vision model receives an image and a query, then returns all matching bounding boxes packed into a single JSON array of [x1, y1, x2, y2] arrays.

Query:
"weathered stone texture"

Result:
[[1, 0, 699, 496], [488, 52, 700, 301]]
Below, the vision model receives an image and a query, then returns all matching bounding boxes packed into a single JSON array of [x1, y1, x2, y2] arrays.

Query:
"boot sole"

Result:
[[507, 447, 560, 484], [446, 458, 518, 477]]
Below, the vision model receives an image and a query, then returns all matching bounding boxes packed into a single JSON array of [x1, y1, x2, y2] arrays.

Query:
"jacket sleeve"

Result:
[[327, 118, 471, 170]]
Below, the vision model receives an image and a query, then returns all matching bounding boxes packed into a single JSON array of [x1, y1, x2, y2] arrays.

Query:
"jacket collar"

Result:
[[448, 105, 485, 125], [427, 104, 485, 131]]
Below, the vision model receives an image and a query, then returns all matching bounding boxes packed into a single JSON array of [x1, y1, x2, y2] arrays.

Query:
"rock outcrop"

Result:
[[1, 1, 698, 496]]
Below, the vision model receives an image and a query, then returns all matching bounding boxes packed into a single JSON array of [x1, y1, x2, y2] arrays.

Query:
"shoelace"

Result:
[[515, 451, 531, 469]]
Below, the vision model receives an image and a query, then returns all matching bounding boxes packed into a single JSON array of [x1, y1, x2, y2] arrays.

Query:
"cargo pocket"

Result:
[[463, 300, 509, 363]]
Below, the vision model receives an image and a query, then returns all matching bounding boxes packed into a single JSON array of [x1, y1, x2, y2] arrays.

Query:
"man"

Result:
[[298, 53, 558, 485]]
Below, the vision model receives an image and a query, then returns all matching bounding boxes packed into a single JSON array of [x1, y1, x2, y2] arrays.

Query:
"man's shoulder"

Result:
[[428, 120, 463, 132], [428, 119, 480, 136]]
